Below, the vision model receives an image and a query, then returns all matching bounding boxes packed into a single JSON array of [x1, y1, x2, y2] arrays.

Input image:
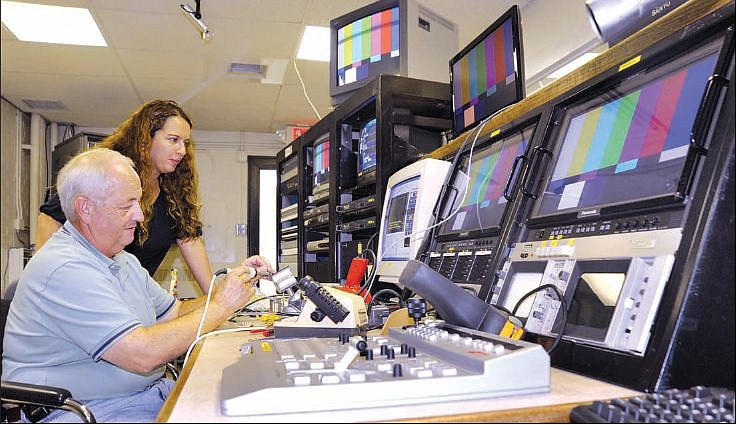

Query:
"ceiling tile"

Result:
[[0, 40, 123, 76]]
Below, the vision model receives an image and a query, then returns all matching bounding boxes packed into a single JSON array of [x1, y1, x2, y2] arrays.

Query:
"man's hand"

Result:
[[240, 255, 275, 277], [212, 265, 257, 312]]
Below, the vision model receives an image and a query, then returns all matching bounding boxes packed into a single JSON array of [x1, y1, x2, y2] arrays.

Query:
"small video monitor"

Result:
[[449, 5, 525, 136], [530, 38, 722, 220], [331, 3, 400, 99], [358, 118, 377, 176], [376, 158, 452, 283], [436, 123, 536, 237], [312, 134, 330, 195]]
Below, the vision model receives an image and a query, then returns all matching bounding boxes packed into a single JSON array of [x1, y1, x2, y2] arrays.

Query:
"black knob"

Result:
[[400, 343, 408, 354], [365, 349, 373, 360], [310, 308, 326, 322], [392, 364, 403, 377], [386, 348, 395, 359], [407, 347, 416, 358]]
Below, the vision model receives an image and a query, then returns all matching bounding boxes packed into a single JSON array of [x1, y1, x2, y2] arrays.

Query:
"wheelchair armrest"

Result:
[[1, 380, 71, 406], [1, 380, 96, 423]]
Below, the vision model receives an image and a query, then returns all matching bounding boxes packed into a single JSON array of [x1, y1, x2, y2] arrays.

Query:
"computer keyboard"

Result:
[[570, 386, 735, 423], [220, 321, 550, 416]]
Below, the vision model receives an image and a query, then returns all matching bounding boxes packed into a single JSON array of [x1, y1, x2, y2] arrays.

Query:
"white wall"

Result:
[[1, 98, 31, 298]]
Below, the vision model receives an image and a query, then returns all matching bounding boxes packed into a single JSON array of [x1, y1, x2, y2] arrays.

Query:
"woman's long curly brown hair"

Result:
[[97, 99, 203, 245]]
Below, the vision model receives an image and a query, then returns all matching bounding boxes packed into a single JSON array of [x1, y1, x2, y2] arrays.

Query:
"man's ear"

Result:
[[74, 196, 93, 223]]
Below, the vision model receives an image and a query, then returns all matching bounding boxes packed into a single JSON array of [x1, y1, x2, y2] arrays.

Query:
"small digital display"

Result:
[[450, 7, 524, 135], [535, 51, 719, 217], [565, 272, 626, 342], [437, 124, 534, 236], [337, 6, 400, 88], [358, 118, 377, 174], [380, 176, 419, 261], [312, 135, 330, 191]]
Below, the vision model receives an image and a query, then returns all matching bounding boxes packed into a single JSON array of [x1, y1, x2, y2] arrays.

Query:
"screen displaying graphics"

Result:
[[450, 6, 524, 135], [438, 124, 535, 236], [337, 6, 400, 88], [535, 50, 719, 217], [359, 118, 377, 174], [380, 176, 419, 261], [312, 135, 330, 191]]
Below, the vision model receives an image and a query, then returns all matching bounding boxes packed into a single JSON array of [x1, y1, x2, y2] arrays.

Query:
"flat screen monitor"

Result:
[[436, 123, 536, 237], [358, 118, 378, 175], [312, 134, 330, 193], [449, 5, 525, 136], [377, 158, 452, 283], [531, 38, 722, 220]]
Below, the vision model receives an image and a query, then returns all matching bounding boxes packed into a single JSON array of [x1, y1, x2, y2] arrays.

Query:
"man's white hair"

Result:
[[57, 148, 136, 223]]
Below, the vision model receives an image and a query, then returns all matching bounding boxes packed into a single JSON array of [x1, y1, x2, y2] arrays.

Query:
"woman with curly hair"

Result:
[[36, 99, 271, 292]]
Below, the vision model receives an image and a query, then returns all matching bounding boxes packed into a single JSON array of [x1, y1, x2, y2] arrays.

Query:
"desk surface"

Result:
[[157, 328, 641, 423]]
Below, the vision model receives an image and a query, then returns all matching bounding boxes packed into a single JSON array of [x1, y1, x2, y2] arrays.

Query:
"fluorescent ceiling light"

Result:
[[547, 52, 600, 79], [1, 1, 107, 46], [296, 26, 329, 62]]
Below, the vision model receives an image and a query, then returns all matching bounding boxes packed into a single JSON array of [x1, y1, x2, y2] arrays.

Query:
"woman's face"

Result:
[[150, 115, 191, 177]]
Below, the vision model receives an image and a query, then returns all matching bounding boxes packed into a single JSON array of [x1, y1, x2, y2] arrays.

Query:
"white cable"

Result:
[[293, 59, 321, 120], [377, 115, 493, 262], [194, 272, 219, 345], [188, 267, 256, 366]]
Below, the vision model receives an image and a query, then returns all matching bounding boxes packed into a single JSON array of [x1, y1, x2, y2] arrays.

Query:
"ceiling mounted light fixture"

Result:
[[179, 0, 214, 41]]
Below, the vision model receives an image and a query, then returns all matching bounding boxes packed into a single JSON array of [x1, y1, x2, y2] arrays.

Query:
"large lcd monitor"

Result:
[[312, 134, 330, 194], [529, 37, 723, 222], [449, 5, 525, 136], [436, 122, 536, 238], [376, 158, 452, 283], [358, 118, 377, 175], [329, 0, 458, 104]]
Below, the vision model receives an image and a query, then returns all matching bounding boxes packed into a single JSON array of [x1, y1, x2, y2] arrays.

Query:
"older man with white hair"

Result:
[[3, 148, 262, 422]]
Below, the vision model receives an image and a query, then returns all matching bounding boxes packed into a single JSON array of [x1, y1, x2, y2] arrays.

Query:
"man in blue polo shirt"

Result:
[[2, 148, 269, 422]]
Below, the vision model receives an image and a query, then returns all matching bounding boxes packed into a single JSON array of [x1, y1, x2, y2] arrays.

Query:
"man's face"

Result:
[[86, 165, 144, 257]]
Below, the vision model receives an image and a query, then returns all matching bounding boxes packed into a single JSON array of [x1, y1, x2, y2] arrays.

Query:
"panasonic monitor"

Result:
[[528, 37, 724, 223]]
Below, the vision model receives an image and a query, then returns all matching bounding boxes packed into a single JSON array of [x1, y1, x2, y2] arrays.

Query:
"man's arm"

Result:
[[177, 237, 213, 294], [36, 212, 62, 249], [100, 266, 256, 374]]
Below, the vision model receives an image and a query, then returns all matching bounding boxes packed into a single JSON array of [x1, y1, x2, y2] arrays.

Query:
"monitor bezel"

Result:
[[526, 35, 726, 226], [329, 0, 405, 100], [434, 117, 539, 242], [448, 5, 525, 137]]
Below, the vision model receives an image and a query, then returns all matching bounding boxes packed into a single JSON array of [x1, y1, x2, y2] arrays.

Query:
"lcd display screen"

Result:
[[337, 6, 400, 88], [450, 6, 524, 135], [312, 135, 330, 190], [358, 118, 377, 174], [565, 272, 626, 342], [535, 50, 720, 217], [380, 176, 419, 261], [437, 124, 535, 236]]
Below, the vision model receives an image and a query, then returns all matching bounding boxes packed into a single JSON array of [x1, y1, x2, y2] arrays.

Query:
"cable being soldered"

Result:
[[184, 266, 258, 366]]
